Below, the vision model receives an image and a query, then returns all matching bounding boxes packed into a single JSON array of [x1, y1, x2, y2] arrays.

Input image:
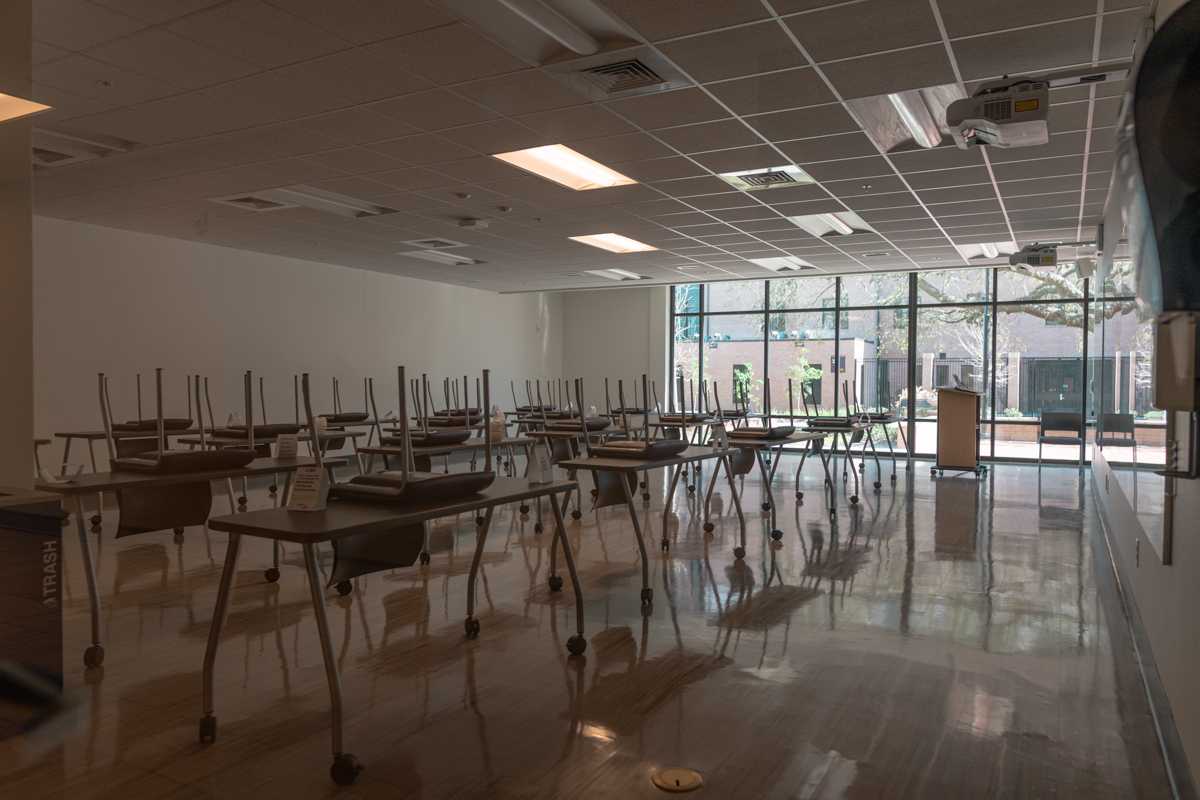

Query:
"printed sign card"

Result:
[[275, 433, 299, 459], [287, 464, 329, 511]]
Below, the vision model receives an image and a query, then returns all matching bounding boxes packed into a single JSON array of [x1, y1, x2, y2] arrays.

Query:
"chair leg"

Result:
[[1037, 440, 1042, 468]]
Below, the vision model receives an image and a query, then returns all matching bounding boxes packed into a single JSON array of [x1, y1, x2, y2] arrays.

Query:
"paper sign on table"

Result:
[[275, 433, 299, 459], [287, 465, 329, 511], [711, 424, 729, 450], [528, 445, 553, 485]]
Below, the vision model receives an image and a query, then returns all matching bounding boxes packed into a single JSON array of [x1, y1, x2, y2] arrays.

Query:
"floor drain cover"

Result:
[[651, 767, 703, 793]]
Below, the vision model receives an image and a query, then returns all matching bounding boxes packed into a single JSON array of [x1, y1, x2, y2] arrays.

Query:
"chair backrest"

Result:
[[1101, 412, 1136, 436], [1040, 411, 1083, 436]]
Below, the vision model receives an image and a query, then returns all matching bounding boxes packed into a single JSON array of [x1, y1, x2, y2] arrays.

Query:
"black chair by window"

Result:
[[1097, 412, 1138, 463], [1038, 411, 1084, 467]]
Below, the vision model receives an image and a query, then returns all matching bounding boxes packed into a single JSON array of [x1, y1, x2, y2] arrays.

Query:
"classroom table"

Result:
[[723, 431, 832, 532], [559, 446, 748, 606], [199, 477, 581, 786], [357, 436, 534, 477], [34, 456, 331, 669]]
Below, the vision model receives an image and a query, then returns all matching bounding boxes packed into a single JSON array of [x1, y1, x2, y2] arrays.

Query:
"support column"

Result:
[[1007, 352, 1022, 413], [0, 0, 34, 487]]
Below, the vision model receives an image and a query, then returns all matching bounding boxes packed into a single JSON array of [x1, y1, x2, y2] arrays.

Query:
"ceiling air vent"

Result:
[[32, 128, 136, 168], [32, 146, 76, 166], [741, 170, 800, 188], [579, 59, 665, 95], [717, 165, 813, 192], [546, 46, 691, 100]]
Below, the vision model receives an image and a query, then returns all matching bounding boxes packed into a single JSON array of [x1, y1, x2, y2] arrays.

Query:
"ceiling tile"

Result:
[[35, 53, 174, 108], [744, 104, 858, 142], [785, 0, 940, 63], [89, 0, 225, 24], [569, 132, 675, 163], [917, 184, 996, 204], [296, 108, 421, 145], [167, 0, 347, 69], [987, 131, 1088, 162], [903, 165, 991, 190], [991, 155, 1085, 182], [821, 44, 955, 99], [516, 105, 634, 141], [440, 118, 550, 154], [35, 0, 148, 51], [302, 146, 410, 174], [654, 119, 763, 153], [367, 133, 477, 164], [888, 145, 983, 172], [594, 0, 770, 41], [953, 18, 1096, 81], [823, 175, 908, 198], [769, 197, 848, 216], [709, 205, 779, 223], [613, 156, 707, 182], [366, 23, 527, 86], [660, 20, 805, 83], [691, 144, 782, 173], [707, 67, 834, 115], [682, 190, 758, 209], [371, 89, 499, 131], [86, 29, 259, 92], [264, 0, 454, 44], [757, 183, 829, 204], [1000, 175, 1083, 197], [605, 88, 730, 130], [1047, 101, 1092, 133], [937, 0, 1095, 38], [1099, 9, 1143, 61], [779, 132, 880, 163], [455, 70, 589, 116], [801, 154, 894, 181]]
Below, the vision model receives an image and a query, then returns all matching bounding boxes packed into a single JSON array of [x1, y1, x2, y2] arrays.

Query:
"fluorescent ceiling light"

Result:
[[717, 164, 813, 192], [493, 144, 636, 191], [400, 250, 485, 266], [253, 185, 398, 218], [954, 241, 1017, 261], [749, 256, 816, 273], [887, 91, 941, 149], [585, 268, 646, 281], [788, 211, 870, 237], [569, 233, 657, 253], [496, 0, 599, 55], [0, 92, 50, 124]]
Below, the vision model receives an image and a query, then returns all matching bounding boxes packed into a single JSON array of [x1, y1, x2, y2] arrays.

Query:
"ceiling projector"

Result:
[[946, 77, 1050, 150]]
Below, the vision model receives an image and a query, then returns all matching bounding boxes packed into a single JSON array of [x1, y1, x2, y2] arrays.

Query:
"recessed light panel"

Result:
[[400, 250, 485, 266], [492, 144, 636, 191], [787, 211, 873, 237], [0, 92, 50, 123], [585, 268, 647, 281], [955, 241, 1018, 261], [845, 84, 966, 152], [749, 256, 817, 272], [568, 233, 658, 253]]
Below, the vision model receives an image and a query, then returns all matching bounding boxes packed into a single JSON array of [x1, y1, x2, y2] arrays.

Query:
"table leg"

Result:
[[701, 457, 722, 534], [59, 435, 73, 477], [549, 495, 587, 656], [264, 473, 290, 584], [865, 425, 883, 492], [755, 450, 783, 543], [85, 439, 103, 527], [721, 454, 748, 560], [73, 496, 104, 669], [301, 542, 362, 786], [465, 506, 495, 638], [845, 436, 861, 506], [225, 478, 238, 514], [883, 422, 898, 482], [660, 463, 683, 552], [199, 530, 242, 742], [618, 474, 653, 609]]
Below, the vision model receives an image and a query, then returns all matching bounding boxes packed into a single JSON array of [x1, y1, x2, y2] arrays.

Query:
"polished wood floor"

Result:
[[0, 459, 1172, 798]]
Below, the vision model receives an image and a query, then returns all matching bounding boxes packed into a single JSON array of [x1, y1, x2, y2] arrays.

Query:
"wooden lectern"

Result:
[[933, 387, 985, 477]]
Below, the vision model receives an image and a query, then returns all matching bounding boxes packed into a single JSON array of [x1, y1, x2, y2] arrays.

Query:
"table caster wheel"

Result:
[[84, 645, 105, 669], [464, 617, 481, 638], [891, 474, 897, 483], [590, 489, 598, 498], [733, 546, 746, 560], [419, 551, 431, 566], [640, 587, 653, 605], [687, 486, 695, 495], [930, 468, 937, 478], [475, 516, 485, 527], [703, 522, 714, 533], [639, 481, 647, 489], [859, 464, 865, 472], [850, 496, 859, 505], [519, 504, 530, 515], [198, 714, 217, 744], [173, 527, 184, 542], [264, 567, 280, 583], [534, 522, 544, 534], [760, 502, 771, 512], [642, 492, 651, 502], [770, 529, 783, 541], [571, 509, 582, 520], [89, 514, 102, 526], [660, 539, 669, 552], [548, 575, 564, 592], [796, 492, 804, 501], [873, 481, 882, 491], [330, 753, 362, 786], [238, 496, 248, 506], [829, 510, 836, 520], [268, 484, 278, 495], [567, 635, 587, 656], [335, 580, 352, 596]]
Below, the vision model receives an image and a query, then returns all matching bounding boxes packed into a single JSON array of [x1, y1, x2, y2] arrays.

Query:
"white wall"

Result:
[[33, 217, 563, 467], [560, 286, 667, 411], [0, 0, 34, 486]]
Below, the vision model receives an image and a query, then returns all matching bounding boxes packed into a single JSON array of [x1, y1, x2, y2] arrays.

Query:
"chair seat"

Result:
[[1098, 437, 1136, 447], [1040, 435, 1082, 446]]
